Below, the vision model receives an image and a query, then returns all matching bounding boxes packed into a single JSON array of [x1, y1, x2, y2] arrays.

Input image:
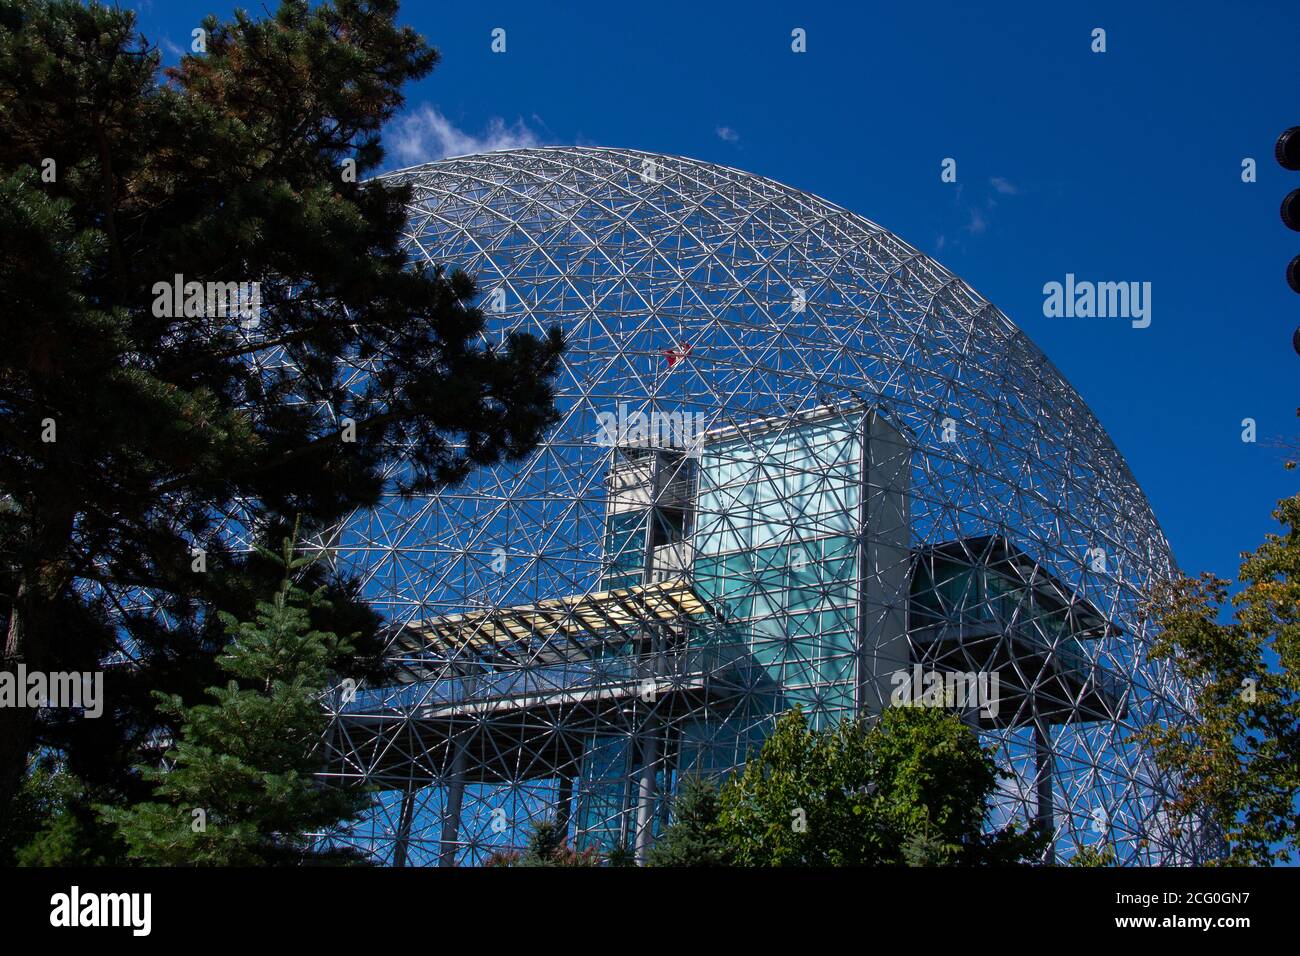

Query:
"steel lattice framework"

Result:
[[315, 146, 1210, 866]]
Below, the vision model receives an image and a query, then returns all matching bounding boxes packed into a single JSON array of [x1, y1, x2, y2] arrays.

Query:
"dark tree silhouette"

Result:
[[0, 0, 563, 816]]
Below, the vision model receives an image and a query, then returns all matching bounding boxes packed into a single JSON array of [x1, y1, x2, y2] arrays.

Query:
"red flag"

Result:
[[664, 343, 692, 367]]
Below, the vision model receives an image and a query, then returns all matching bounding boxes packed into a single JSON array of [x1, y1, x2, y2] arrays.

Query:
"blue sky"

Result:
[[127, 0, 1300, 584]]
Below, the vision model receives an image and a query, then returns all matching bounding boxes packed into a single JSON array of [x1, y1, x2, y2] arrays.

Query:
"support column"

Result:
[[555, 774, 574, 838], [617, 746, 635, 849], [1035, 720, 1056, 865], [856, 411, 912, 717], [439, 741, 468, 868], [658, 724, 680, 830], [633, 719, 661, 864], [633, 615, 670, 864], [392, 785, 417, 868]]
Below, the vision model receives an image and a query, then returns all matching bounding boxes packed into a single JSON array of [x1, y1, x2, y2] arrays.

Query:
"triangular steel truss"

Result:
[[304, 147, 1211, 865]]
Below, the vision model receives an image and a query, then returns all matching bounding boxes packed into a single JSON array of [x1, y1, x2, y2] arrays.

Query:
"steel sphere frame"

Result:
[[310, 146, 1210, 866]]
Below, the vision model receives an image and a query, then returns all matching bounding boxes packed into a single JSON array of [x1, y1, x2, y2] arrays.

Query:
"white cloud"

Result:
[[715, 126, 740, 143], [390, 105, 542, 164], [966, 207, 987, 235], [990, 176, 1020, 195]]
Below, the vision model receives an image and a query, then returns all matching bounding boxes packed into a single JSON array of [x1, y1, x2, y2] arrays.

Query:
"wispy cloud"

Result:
[[943, 176, 1023, 248], [715, 125, 740, 143], [390, 105, 543, 165]]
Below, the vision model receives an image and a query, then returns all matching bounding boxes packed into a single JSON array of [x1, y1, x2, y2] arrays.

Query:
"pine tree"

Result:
[[101, 534, 372, 865], [4, 757, 125, 865], [517, 818, 599, 867], [603, 842, 637, 867], [646, 774, 730, 867], [0, 0, 563, 814], [901, 823, 958, 866]]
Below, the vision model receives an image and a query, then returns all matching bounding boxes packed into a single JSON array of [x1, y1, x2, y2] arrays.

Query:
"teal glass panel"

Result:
[[602, 511, 647, 589], [691, 411, 865, 735]]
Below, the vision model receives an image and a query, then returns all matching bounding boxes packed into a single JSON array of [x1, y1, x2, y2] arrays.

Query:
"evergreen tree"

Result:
[[516, 818, 599, 867], [603, 842, 637, 867], [1137, 493, 1300, 865], [100, 534, 371, 865], [0, 0, 563, 814], [3, 756, 125, 865], [901, 824, 957, 867], [646, 774, 730, 867]]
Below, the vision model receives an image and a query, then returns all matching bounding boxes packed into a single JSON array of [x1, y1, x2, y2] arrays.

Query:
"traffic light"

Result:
[[1279, 127, 1300, 355], [1285, 188, 1300, 231], [1278, 126, 1300, 171]]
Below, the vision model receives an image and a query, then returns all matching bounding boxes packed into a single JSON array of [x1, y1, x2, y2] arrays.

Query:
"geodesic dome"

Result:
[[321, 146, 1208, 865]]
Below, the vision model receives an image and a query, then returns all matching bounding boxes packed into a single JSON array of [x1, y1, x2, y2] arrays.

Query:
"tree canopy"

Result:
[[101, 535, 370, 865], [0, 0, 562, 819], [652, 706, 1045, 867], [1138, 492, 1300, 865]]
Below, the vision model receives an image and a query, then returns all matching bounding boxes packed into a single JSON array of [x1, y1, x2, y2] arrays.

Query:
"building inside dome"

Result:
[[316, 147, 1209, 865]]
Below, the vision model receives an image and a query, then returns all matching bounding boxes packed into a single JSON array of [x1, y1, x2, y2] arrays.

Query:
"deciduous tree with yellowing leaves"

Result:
[[1138, 493, 1300, 865]]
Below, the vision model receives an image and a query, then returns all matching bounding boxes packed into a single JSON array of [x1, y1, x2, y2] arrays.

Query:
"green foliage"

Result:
[[1068, 844, 1116, 867], [1, 755, 125, 865], [1138, 493, 1300, 865], [901, 824, 959, 866], [0, 0, 561, 816], [486, 818, 599, 867], [646, 774, 730, 866], [100, 535, 371, 865], [484, 819, 613, 867], [603, 842, 637, 867], [709, 706, 1043, 866]]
